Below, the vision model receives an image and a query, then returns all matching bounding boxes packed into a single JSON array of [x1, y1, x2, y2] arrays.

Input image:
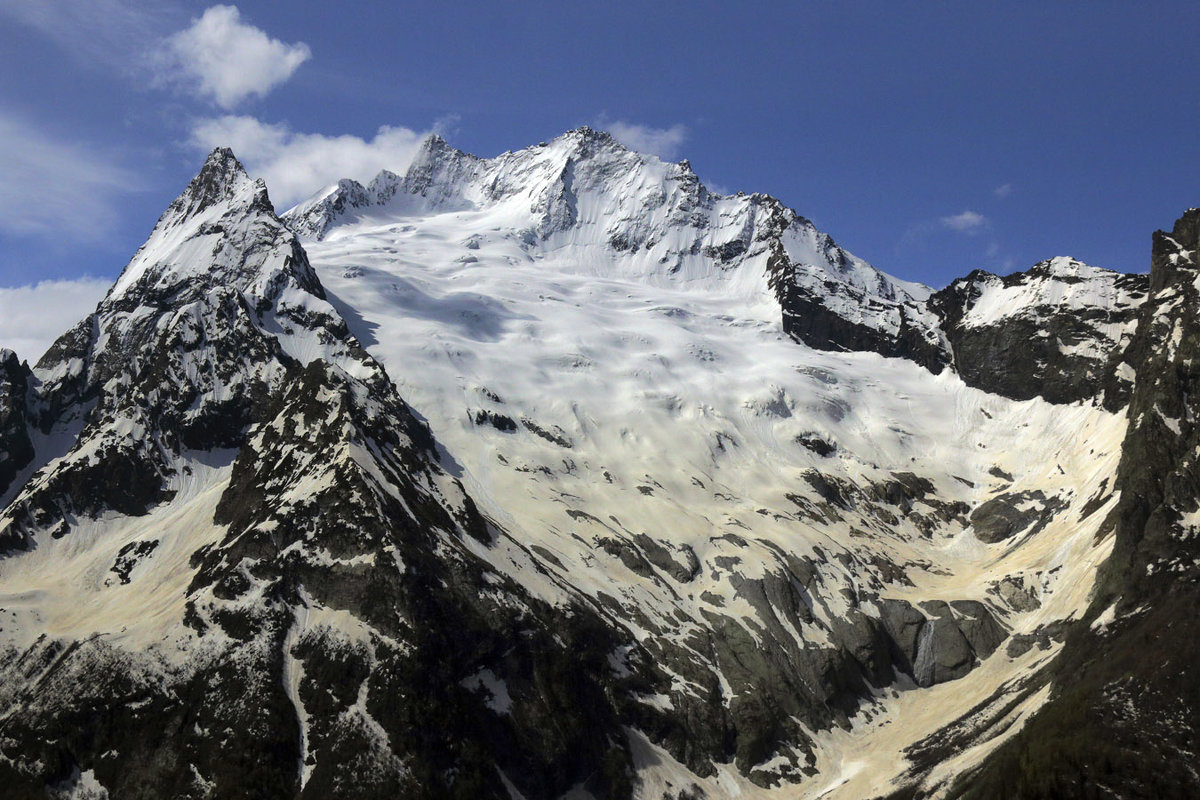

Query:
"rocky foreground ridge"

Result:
[[0, 133, 1192, 799]]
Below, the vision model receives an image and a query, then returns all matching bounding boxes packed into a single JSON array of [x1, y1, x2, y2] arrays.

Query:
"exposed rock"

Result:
[[108, 539, 160, 585], [633, 534, 700, 583], [970, 490, 1066, 544], [770, 235, 950, 373], [1004, 621, 1068, 658], [520, 416, 573, 447], [800, 470, 854, 509], [795, 434, 836, 456], [473, 409, 518, 432], [988, 575, 1042, 613], [912, 613, 975, 687], [948, 600, 1007, 658], [0, 350, 33, 499], [878, 598, 1006, 688]]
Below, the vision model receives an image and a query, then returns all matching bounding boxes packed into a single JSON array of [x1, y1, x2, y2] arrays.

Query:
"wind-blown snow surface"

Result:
[[286, 130, 1127, 797]]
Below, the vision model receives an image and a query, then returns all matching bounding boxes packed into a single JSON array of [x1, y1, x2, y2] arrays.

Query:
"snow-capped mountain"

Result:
[[0, 131, 1192, 799]]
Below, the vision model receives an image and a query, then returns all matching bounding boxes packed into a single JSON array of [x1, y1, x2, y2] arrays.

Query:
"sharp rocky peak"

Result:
[[3, 146, 375, 550], [556, 125, 624, 153], [104, 146, 318, 308], [1156, 206, 1200, 270], [164, 146, 270, 224], [407, 132, 478, 171]]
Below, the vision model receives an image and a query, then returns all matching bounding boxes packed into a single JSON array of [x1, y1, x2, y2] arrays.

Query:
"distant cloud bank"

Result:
[[0, 277, 111, 363]]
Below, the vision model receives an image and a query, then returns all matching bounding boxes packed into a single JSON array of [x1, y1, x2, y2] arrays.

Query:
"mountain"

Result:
[[0, 130, 1189, 799]]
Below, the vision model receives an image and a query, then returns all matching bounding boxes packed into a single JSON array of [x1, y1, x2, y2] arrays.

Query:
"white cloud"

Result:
[[940, 210, 988, 234], [0, 113, 140, 239], [994, 183, 1013, 198], [0, 277, 110, 363], [163, 5, 310, 108], [191, 115, 431, 207], [602, 120, 688, 160]]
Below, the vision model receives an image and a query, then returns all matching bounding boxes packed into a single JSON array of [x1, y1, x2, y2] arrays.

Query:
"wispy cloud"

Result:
[[0, 113, 141, 239], [600, 118, 688, 160], [994, 183, 1013, 199], [3, 2, 307, 110], [159, 5, 310, 108], [0, 0, 175, 72], [190, 115, 434, 207], [0, 277, 110, 362], [940, 210, 988, 234]]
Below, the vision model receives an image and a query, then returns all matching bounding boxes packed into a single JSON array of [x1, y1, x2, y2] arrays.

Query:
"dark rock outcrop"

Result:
[[879, 598, 1006, 688], [0, 349, 33, 499], [768, 238, 950, 373], [970, 490, 1066, 544]]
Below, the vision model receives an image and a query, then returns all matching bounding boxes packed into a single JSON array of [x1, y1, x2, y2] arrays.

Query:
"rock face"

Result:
[[772, 242, 949, 373], [788, 253, 1150, 406], [0, 350, 33, 499], [879, 599, 1007, 687], [770, 228, 1150, 408], [0, 132, 1186, 799], [969, 490, 1067, 544]]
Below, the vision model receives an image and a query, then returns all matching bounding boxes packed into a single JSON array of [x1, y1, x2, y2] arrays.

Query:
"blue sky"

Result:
[[0, 1, 1197, 354]]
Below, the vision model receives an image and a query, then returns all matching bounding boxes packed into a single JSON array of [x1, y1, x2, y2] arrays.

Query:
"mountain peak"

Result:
[[204, 145, 239, 168], [1167, 206, 1200, 249], [412, 132, 461, 163], [163, 146, 269, 225], [407, 133, 476, 170], [105, 148, 308, 304], [564, 125, 615, 143], [1027, 255, 1104, 279], [555, 125, 628, 157]]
